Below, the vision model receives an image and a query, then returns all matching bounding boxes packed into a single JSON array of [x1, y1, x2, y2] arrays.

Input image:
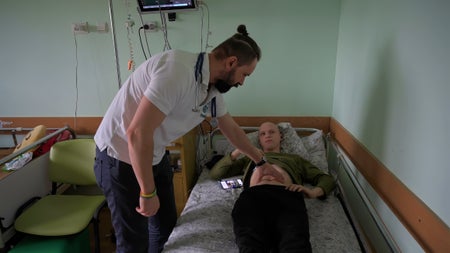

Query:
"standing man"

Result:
[[93, 24, 283, 253]]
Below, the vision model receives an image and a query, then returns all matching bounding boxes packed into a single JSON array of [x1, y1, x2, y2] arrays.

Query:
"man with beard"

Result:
[[93, 24, 284, 253]]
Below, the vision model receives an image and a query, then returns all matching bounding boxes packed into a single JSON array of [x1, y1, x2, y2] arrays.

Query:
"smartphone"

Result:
[[220, 178, 243, 189]]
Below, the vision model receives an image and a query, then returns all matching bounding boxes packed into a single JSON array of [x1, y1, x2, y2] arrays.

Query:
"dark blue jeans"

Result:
[[94, 147, 177, 253], [232, 185, 312, 253]]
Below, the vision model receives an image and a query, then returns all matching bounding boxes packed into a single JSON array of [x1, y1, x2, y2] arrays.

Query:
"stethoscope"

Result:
[[192, 52, 218, 127]]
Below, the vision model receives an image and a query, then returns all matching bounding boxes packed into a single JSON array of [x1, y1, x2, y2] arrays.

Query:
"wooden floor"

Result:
[[89, 207, 116, 253]]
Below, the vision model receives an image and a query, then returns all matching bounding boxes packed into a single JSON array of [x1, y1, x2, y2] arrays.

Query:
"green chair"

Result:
[[14, 138, 106, 253]]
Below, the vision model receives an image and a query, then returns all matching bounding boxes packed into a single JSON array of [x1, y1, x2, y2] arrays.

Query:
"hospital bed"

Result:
[[163, 123, 365, 253]]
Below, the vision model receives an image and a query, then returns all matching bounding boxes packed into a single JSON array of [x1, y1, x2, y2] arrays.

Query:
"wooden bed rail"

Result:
[[330, 118, 450, 253]]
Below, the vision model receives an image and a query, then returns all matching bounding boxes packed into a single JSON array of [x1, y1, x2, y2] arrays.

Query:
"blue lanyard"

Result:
[[195, 52, 204, 83], [195, 53, 216, 122], [211, 97, 216, 118]]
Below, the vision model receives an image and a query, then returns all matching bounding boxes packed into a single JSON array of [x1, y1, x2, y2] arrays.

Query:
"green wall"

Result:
[[0, 0, 340, 117], [334, 0, 450, 251], [2, 0, 449, 252]]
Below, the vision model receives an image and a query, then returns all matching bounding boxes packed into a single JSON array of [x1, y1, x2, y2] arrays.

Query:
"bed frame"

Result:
[[164, 124, 371, 252], [226, 125, 399, 252], [327, 138, 397, 252]]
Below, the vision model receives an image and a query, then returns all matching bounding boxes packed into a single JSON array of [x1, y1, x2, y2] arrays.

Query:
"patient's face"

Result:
[[258, 122, 282, 152]]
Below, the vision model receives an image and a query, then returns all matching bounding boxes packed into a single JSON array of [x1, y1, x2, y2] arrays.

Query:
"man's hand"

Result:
[[257, 163, 285, 184], [285, 184, 324, 198], [136, 196, 160, 217]]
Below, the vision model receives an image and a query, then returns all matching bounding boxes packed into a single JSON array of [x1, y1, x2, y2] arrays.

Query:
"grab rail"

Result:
[[0, 127, 62, 147], [0, 126, 75, 166]]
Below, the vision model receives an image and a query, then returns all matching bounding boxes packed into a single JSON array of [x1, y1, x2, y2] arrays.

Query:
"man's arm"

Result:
[[217, 113, 262, 162], [127, 96, 165, 217]]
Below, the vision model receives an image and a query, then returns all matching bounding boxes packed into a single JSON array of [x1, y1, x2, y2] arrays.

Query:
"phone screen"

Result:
[[220, 178, 243, 189]]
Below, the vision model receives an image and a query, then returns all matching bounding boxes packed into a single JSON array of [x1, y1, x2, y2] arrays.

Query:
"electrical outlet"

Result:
[[72, 22, 89, 34], [144, 22, 158, 32], [96, 22, 108, 33]]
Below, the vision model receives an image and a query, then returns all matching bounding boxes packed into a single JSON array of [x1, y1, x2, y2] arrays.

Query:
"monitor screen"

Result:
[[137, 0, 197, 13]]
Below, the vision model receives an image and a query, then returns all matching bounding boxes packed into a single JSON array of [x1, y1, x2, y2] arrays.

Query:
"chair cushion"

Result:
[[8, 228, 90, 253], [15, 195, 105, 236], [49, 139, 97, 185]]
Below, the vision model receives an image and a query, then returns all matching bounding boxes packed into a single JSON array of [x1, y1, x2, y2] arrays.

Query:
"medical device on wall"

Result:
[[137, 0, 198, 14]]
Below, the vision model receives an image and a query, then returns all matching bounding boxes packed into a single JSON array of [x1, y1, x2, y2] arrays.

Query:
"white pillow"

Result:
[[301, 130, 328, 171], [278, 122, 311, 161], [221, 131, 259, 157], [278, 122, 328, 172]]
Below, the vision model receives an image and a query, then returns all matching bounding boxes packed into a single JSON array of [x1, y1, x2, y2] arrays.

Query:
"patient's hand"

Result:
[[230, 149, 243, 160], [285, 184, 324, 198]]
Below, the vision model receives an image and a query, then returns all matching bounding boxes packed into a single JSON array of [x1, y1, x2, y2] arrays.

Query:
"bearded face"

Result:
[[214, 68, 241, 93]]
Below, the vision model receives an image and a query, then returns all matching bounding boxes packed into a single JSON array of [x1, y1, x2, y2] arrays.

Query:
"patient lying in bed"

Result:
[[210, 122, 335, 253]]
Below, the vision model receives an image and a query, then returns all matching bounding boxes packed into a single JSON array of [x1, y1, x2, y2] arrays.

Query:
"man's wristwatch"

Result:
[[255, 156, 267, 167]]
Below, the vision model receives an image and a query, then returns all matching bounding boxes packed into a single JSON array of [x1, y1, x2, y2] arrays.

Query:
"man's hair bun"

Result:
[[237, 24, 249, 36]]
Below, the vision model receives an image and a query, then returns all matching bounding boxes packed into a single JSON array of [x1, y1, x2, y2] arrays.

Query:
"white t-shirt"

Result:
[[95, 50, 227, 165]]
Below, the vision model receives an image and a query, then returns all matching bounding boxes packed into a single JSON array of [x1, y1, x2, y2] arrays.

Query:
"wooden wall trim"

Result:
[[1, 116, 330, 136], [0, 117, 102, 135], [330, 118, 450, 253]]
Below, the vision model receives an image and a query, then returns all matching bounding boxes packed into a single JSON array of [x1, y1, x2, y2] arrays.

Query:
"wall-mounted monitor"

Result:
[[137, 0, 198, 14]]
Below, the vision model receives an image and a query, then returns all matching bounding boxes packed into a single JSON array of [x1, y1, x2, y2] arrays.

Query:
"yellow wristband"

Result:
[[140, 189, 157, 198]]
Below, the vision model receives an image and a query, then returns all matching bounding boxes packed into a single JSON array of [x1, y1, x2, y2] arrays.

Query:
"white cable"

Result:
[[160, 12, 172, 51], [198, 1, 211, 52], [137, 9, 152, 58], [72, 32, 79, 130], [155, 1, 172, 51], [200, 4, 204, 51]]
